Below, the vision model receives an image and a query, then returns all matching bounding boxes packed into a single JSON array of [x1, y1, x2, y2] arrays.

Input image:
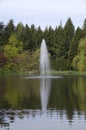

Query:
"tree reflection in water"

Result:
[[0, 76, 86, 129]]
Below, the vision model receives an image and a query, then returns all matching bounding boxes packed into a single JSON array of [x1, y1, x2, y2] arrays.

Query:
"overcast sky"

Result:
[[0, 0, 86, 29]]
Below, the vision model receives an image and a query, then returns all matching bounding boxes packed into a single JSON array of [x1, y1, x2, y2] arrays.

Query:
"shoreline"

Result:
[[0, 70, 86, 77]]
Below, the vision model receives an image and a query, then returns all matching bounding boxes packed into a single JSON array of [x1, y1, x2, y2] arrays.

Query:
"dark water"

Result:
[[0, 75, 86, 130]]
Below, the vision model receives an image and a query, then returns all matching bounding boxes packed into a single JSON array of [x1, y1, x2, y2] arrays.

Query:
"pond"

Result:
[[0, 75, 86, 130]]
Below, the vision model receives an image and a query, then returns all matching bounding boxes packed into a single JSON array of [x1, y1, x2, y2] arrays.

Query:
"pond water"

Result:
[[0, 75, 86, 130]]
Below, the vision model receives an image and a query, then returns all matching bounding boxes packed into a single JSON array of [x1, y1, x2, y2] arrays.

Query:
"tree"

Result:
[[78, 38, 86, 56], [34, 26, 44, 49], [16, 51, 31, 72], [22, 24, 38, 51], [0, 22, 5, 47], [17, 49, 40, 73], [31, 49, 40, 71], [52, 25, 67, 70], [28, 24, 37, 51], [55, 25, 65, 58], [0, 52, 7, 67], [83, 18, 86, 37], [15, 22, 24, 41], [44, 26, 55, 57], [83, 19, 86, 30], [4, 34, 23, 59], [2, 19, 15, 43], [64, 18, 75, 59], [22, 24, 31, 50], [72, 38, 86, 71], [68, 27, 83, 69], [0, 22, 4, 37]]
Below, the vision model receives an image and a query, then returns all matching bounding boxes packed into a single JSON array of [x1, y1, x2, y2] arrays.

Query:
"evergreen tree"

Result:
[[0, 22, 4, 36], [15, 22, 24, 41], [55, 25, 65, 58], [0, 22, 5, 47], [35, 26, 44, 49], [44, 26, 55, 57], [27, 24, 37, 51], [68, 27, 83, 69], [21, 24, 31, 50], [64, 18, 75, 59], [83, 19, 86, 30], [82, 18, 86, 37], [2, 19, 15, 44], [54, 25, 67, 70]]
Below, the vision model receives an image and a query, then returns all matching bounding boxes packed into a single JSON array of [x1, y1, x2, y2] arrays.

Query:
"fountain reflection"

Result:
[[40, 77, 51, 111]]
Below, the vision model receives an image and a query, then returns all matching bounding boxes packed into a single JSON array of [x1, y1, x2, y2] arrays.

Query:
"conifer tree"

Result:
[[68, 27, 83, 69], [0, 22, 5, 46], [64, 18, 75, 59], [83, 19, 86, 37], [3, 19, 15, 43]]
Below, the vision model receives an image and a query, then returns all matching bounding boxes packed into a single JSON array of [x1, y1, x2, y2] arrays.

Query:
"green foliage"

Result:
[[31, 49, 40, 70], [52, 58, 68, 70], [17, 49, 40, 73], [4, 34, 23, 59], [72, 55, 80, 70], [15, 22, 24, 41], [68, 27, 83, 69], [64, 18, 75, 59], [4, 62, 18, 71], [54, 25, 65, 58], [2, 19, 15, 44], [78, 56, 86, 71], [83, 19, 86, 30], [0, 18, 86, 71], [0, 22, 5, 45], [17, 51, 31, 72], [4, 45, 18, 59], [72, 38, 86, 71], [78, 38, 86, 56]]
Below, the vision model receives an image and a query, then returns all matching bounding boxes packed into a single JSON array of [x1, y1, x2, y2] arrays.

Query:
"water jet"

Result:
[[40, 39, 50, 76]]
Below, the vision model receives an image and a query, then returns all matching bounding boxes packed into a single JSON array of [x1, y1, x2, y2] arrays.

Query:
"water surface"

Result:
[[0, 75, 86, 130]]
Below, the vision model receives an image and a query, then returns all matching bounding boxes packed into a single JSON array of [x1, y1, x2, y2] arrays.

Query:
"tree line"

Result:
[[0, 17, 86, 72]]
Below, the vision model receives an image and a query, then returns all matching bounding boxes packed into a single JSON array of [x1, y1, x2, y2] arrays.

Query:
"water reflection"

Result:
[[0, 76, 86, 130], [40, 77, 51, 111]]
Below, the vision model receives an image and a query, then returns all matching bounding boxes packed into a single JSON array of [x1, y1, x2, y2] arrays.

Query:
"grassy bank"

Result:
[[0, 68, 29, 77], [51, 70, 86, 76], [0, 69, 86, 77], [0, 69, 39, 77]]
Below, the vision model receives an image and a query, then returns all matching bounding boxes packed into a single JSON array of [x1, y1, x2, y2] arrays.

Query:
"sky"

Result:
[[0, 0, 86, 29]]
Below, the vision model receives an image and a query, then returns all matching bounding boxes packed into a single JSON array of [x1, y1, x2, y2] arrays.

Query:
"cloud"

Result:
[[3, 1, 86, 14], [0, 0, 86, 29], [1, 0, 86, 16]]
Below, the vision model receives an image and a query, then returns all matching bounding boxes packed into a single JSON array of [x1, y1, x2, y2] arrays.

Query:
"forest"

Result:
[[0, 17, 86, 73]]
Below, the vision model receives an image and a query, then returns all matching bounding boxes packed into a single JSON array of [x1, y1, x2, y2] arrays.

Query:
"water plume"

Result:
[[40, 39, 50, 76]]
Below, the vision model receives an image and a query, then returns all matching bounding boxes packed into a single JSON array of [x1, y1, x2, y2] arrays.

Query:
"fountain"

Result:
[[40, 39, 61, 111], [40, 39, 50, 76], [40, 39, 51, 111], [24, 39, 62, 111], [28, 39, 60, 78]]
